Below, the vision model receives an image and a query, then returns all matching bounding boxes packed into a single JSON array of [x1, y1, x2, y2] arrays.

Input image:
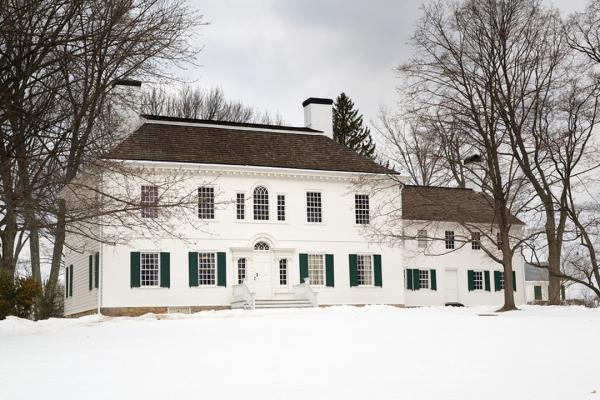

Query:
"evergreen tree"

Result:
[[332, 93, 376, 159]]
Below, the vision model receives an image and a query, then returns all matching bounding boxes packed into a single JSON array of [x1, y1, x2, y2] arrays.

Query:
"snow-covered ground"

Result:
[[1, 306, 599, 400]]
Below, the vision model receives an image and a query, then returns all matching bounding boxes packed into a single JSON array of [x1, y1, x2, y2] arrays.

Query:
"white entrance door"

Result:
[[252, 252, 273, 299], [445, 269, 459, 303]]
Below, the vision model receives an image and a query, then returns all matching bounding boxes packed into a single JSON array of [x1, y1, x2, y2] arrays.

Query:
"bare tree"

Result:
[[142, 84, 285, 124], [397, 0, 546, 311], [0, 0, 204, 315]]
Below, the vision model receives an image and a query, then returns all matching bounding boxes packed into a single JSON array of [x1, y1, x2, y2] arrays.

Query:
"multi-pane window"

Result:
[[236, 193, 245, 220], [141, 185, 158, 218], [140, 253, 159, 287], [445, 231, 455, 249], [496, 233, 503, 250], [498, 271, 504, 290], [471, 232, 481, 250], [198, 187, 215, 219], [419, 269, 430, 289], [306, 192, 322, 223], [237, 258, 246, 284], [277, 195, 286, 221], [198, 253, 216, 285], [355, 194, 370, 225], [418, 230, 428, 248], [473, 271, 483, 290], [279, 259, 288, 285], [253, 186, 269, 220], [357, 254, 373, 286], [308, 254, 324, 285]]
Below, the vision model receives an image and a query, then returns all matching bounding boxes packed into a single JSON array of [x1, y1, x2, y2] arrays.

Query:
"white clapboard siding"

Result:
[[64, 230, 99, 316]]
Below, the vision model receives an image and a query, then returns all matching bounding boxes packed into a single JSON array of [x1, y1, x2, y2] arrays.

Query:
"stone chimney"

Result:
[[464, 154, 483, 192], [302, 97, 333, 139], [111, 79, 143, 135]]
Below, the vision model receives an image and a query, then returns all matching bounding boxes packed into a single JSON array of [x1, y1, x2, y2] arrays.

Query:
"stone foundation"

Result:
[[100, 305, 231, 317], [65, 309, 98, 318]]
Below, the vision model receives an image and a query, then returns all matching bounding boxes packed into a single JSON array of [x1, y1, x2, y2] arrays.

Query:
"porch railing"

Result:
[[232, 279, 255, 310], [293, 278, 318, 307]]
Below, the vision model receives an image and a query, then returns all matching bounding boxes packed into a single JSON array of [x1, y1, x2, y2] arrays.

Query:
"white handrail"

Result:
[[232, 279, 255, 309], [293, 278, 318, 307]]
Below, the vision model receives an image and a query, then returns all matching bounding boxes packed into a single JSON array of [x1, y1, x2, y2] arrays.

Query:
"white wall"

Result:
[[402, 220, 526, 307], [98, 163, 404, 308], [64, 231, 100, 315], [525, 281, 548, 303]]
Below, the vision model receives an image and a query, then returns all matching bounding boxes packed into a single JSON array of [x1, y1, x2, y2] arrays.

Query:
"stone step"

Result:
[[254, 299, 314, 309]]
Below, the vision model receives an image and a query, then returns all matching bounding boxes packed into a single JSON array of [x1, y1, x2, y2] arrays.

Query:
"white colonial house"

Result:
[[62, 85, 526, 316]]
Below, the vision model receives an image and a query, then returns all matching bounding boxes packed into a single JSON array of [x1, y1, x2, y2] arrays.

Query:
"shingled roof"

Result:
[[107, 118, 393, 174], [402, 185, 524, 225]]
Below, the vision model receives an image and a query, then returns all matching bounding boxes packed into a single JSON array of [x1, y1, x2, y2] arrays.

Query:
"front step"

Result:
[[254, 299, 314, 309]]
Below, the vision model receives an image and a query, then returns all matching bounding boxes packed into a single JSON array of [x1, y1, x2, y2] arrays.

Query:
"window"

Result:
[[236, 193, 245, 220], [445, 231, 455, 249], [308, 254, 324, 285], [496, 232, 502, 250], [198, 187, 215, 219], [279, 259, 288, 285], [198, 253, 216, 285], [355, 194, 370, 224], [141, 185, 158, 218], [498, 271, 504, 290], [306, 192, 322, 223], [473, 271, 483, 290], [253, 186, 269, 220], [141, 253, 159, 287], [471, 232, 481, 250], [237, 258, 246, 284], [277, 195, 286, 221], [419, 269, 430, 289], [418, 230, 427, 248], [357, 254, 373, 286], [534, 285, 542, 300], [254, 241, 270, 251]]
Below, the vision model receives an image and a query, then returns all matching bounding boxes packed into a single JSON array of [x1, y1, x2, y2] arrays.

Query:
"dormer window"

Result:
[[253, 186, 269, 220]]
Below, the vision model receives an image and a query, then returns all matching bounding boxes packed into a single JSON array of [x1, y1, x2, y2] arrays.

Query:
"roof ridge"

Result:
[[404, 184, 474, 191], [140, 114, 320, 133]]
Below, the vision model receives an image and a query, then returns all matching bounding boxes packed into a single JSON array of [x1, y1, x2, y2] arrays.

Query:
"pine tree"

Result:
[[332, 93, 376, 159]]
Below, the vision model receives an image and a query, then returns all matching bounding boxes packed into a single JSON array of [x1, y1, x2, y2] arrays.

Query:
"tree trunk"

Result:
[[1, 211, 17, 278], [547, 243, 562, 305], [47, 199, 66, 291], [497, 233, 518, 312]]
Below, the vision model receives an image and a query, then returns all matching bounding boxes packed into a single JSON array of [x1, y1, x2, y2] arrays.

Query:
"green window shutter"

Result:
[[413, 269, 421, 290], [467, 270, 474, 291], [430, 269, 437, 291], [88, 255, 93, 291], [374, 255, 382, 287], [406, 269, 414, 290], [217, 252, 226, 287], [69, 265, 74, 297], [349, 254, 358, 287], [534, 285, 542, 300], [188, 252, 198, 287], [325, 254, 334, 287], [299, 253, 309, 284], [94, 252, 99, 289], [130, 252, 141, 288], [560, 285, 565, 300], [65, 267, 69, 297], [494, 271, 501, 291], [160, 252, 170, 288], [484, 271, 491, 291], [512, 271, 517, 292]]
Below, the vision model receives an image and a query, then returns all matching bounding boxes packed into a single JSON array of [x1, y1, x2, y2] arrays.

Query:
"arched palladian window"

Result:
[[254, 241, 270, 251], [253, 186, 269, 220]]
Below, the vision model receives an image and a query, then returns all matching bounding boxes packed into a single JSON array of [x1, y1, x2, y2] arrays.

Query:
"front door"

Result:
[[252, 251, 273, 299], [445, 269, 459, 303]]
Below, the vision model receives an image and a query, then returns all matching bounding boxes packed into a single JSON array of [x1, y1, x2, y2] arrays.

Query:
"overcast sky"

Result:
[[178, 0, 589, 127]]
